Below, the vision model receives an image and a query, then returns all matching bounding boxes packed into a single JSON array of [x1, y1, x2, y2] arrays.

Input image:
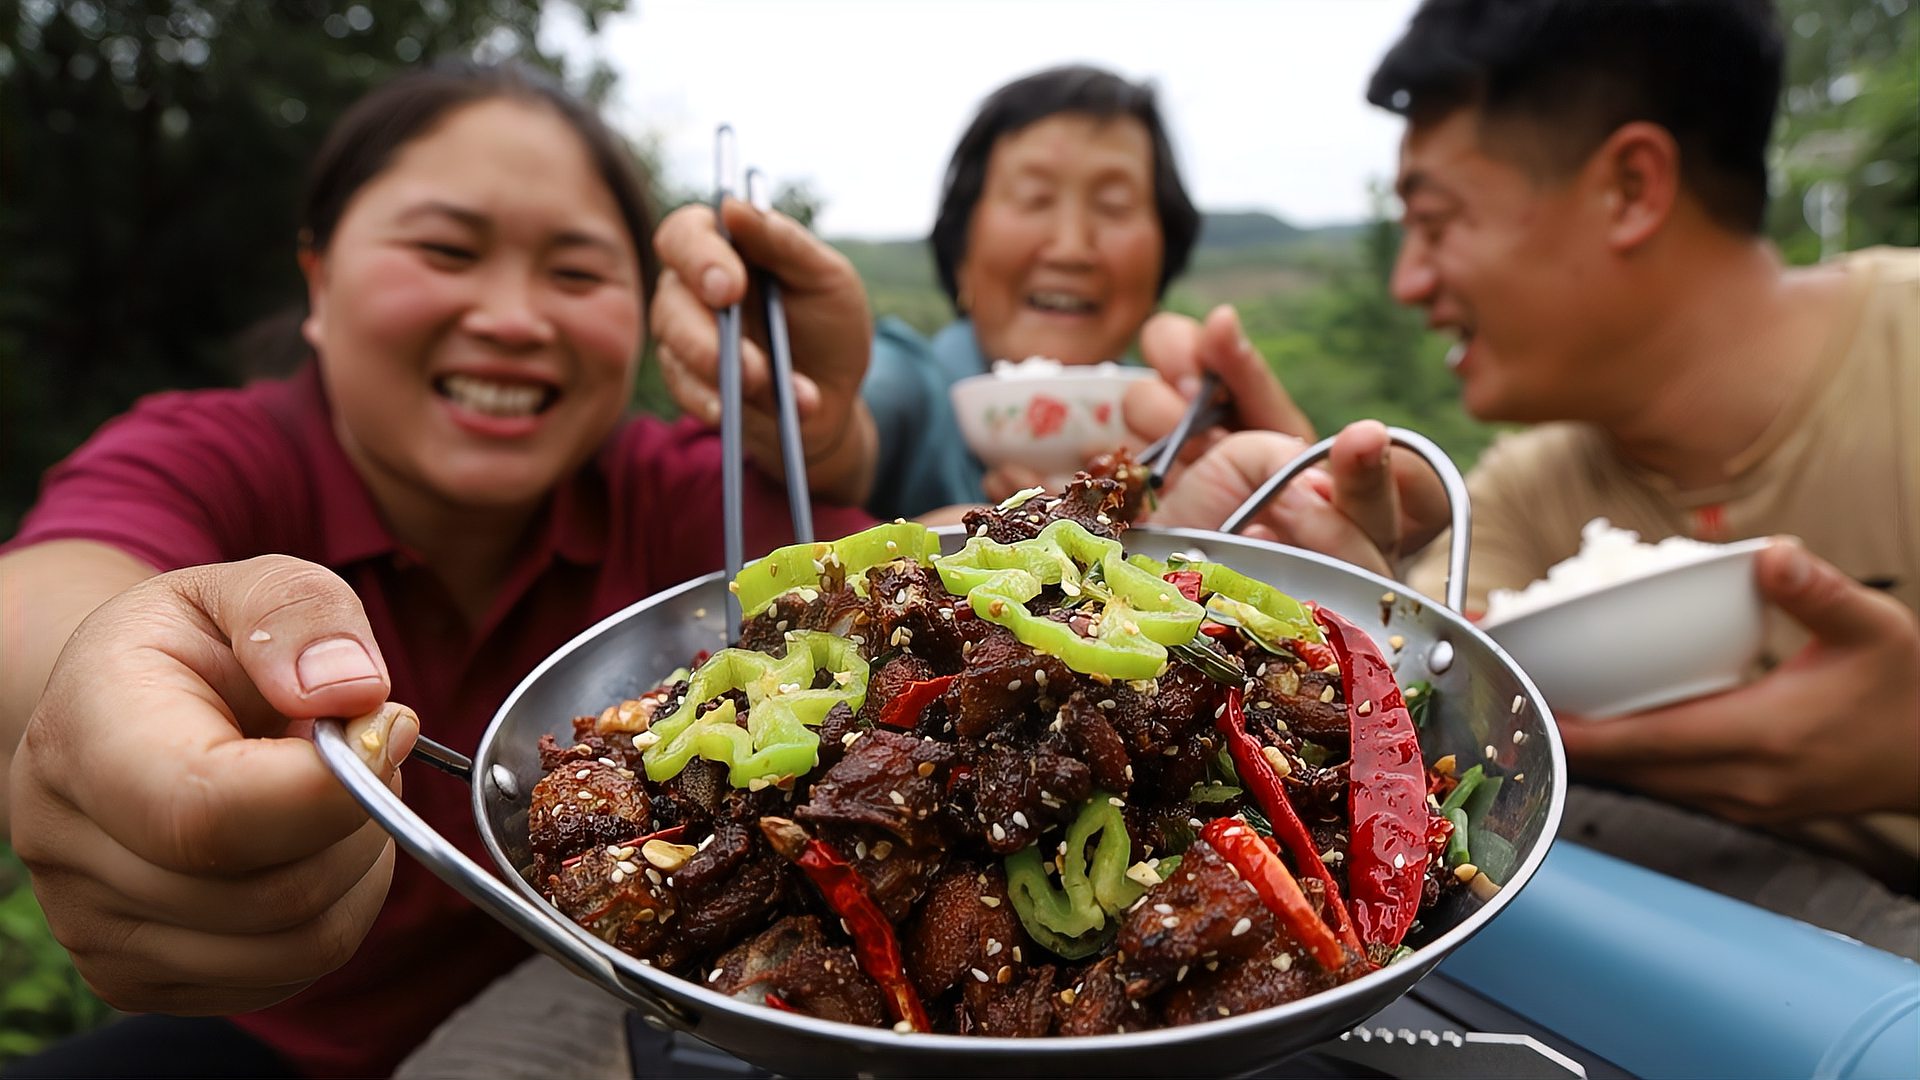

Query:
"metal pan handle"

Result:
[[312, 719, 693, 1027], [1218, 426, 1471, 615]]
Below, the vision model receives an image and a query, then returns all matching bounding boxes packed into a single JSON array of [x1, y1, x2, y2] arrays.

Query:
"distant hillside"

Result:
[[832, 210, 1366, 333]]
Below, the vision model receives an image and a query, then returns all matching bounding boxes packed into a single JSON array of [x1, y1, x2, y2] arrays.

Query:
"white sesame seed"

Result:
[[1108, 796, 1127, 808], [971, 967, 990, 983], [1393, 852, 1405, 870], [1485, 745, 1498, 760], [1012, 946, 1023, 962], [1231, 917, 1252, 937], [986, 939, 1002, 956], [708, 968, 725, 983], [1388, 634, 1406, 651], [990, 823, 1007, 842], [893, 1020, 914, 1033], [1162, 915, 1181, 929], [577, 790, 595, 801], [1153, 903, 1175, 915], [610, 868, 627, 884], [1357, 700, 1374, 716], [1273, 953, 1294, 971], [888, 789, 906, 806], [1381, 591, 1398, 605], [1007, 679, 1022, 692], [575, 768, 592, 780], [1511, 694, 1525, 714], [979, 895, 1001, 908], [1176, 965, 1190, 982], [1012, 811, 1030, 829], [1512, 730, 1528, 744], [1319, 685, 1337, 703]]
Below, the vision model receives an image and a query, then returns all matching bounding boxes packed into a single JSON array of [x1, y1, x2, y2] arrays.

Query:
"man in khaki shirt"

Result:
[[1253, 0, 1920, 896], [1052, 0, 1920, 909]]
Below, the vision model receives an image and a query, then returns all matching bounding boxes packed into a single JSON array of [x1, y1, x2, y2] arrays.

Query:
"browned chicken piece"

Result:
[[970, 744, 1092, 854], [960, 963, 1059, 1037], [737, 583, 873, 655], [1079, 451, 1151, 523], [902, 862, 1024, 1003], [1054, 956, 1151, 1036], [1255, 664, 1349, 749], [960, 472, 1133, 545], [941, 625, 1076, 741], [1159, 928, 1360, 1026], [544, 844, 675, 961], [654, 811, 793, 972], [527, 745, 652, 878], [709, 916, 889, 1027], [1043, 692, 1133, 794], [795, 729, 955, 848], [866, 560, 971, 667], [1116, 839, 1273, 997]]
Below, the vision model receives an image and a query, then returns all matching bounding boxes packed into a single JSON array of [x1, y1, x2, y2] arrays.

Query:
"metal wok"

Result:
[[316, 430, 1566, 1079]]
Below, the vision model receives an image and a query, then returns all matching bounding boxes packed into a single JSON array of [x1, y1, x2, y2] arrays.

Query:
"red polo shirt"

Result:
[[6, 365, 873, 1076]]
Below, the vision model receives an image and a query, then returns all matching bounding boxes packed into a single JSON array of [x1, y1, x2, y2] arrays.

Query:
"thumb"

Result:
[[1197, 304, 1314, 440], [1756, 538, 1901, 648], [722, 200, 849, 296], [181, 555, 391, 731]]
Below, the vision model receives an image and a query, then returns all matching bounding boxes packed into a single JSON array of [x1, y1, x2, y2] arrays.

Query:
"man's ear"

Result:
[[1590, 122, 1680, 252], [296, 234, 326, 352]]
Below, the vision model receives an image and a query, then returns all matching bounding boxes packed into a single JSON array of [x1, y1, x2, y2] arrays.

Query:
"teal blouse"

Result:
[[861, 316, 990, 521]]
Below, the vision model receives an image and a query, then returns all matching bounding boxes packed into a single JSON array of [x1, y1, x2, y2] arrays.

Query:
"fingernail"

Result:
[[1237, 335, 1253, 358], [793, 374, 820, 414], [386, 706, 420, 770], [701, 266, 730, 306], [1177, 375, 1203, 398], [297, 637, 379, 693], [1372, 444, 1391, 470]]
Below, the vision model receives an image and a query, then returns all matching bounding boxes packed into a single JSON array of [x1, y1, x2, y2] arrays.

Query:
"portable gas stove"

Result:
[[623, 844, 1920, 1080]]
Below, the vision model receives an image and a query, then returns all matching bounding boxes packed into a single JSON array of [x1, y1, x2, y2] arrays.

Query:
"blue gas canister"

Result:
[[1439, 843, 1920, 1079]]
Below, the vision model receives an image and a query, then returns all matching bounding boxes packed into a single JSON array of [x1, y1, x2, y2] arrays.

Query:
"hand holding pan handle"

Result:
[[312, 717, 696, 1027], [1218, 426, 1469, 675]]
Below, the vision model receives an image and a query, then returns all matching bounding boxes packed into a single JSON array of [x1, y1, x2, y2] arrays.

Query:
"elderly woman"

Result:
[[654, 65, 1315, 523], [858, 64, 1200, 518]]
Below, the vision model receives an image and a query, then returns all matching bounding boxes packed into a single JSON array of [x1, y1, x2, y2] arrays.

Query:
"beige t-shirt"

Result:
[[1409, 246, 1919, 887]]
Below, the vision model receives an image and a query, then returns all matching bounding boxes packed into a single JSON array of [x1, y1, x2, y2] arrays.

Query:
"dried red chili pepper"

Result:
[[763, 993, 801, 1014], [1312, 605, 1428, 951], [1287, 638, 1337, 670], [1163, 570, 1204, 603], [876, 674, 957, 730], [1200, 818, 1348, 971], [1213, 687, 1364, 957], [760, 817, 931, 1032]]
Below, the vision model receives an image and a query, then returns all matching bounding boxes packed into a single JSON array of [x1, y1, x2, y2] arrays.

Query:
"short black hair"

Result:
[[1367, 0, 1783, 234], [930, 65, 1200, 311]]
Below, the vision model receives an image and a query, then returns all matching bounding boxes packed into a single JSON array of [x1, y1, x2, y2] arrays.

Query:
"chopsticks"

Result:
[[715, 125, 746, 642], [713, 126, 814, 643], [1142, 371, 1224, 488], [747, 167, 813, 546]]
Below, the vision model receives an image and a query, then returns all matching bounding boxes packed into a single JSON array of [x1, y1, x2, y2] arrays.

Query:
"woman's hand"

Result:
[[8, 555, 412, 1014], [1559, 541, 1920, 823], [651, 199, 878, 506]]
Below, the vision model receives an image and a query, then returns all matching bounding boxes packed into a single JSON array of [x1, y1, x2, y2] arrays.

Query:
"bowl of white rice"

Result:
[[950, 357, 1155, 479], [1479, 519, 1771, 717]]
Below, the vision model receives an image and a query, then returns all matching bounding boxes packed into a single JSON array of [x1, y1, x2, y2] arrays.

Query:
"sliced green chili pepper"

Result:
[[933, 520, 1203, 679], [642, 631, 869, 787], [732, 521, 942, 618], [1437, 764, 1485, 817], [1445, 807, 1472, 868], [1172, 557, 1323, 644], [1003, 792, 1145, 959]]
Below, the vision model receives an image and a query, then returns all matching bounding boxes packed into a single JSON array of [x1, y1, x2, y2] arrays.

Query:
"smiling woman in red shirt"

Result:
[[0, 63, 868, 1078]]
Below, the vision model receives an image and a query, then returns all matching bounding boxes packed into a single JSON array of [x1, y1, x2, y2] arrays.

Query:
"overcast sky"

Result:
[[548, 0, 1423, 239]]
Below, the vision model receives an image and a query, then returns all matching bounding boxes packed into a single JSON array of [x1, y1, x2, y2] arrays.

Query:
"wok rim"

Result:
[[471, 525, 1567, 1056]]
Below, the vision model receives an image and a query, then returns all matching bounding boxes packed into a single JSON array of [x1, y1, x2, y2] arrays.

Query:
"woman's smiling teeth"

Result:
[[1027, 290, 1098, 315], [437, 373, 554, 417]]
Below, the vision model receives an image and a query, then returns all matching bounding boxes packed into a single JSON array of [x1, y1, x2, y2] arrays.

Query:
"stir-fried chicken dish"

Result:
[[526, 468, 1484, 1036]]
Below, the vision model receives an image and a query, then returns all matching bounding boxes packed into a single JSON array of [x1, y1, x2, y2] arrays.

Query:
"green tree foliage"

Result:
[[0, 0, 626, 537], [1769, 0, 1920, 261]]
